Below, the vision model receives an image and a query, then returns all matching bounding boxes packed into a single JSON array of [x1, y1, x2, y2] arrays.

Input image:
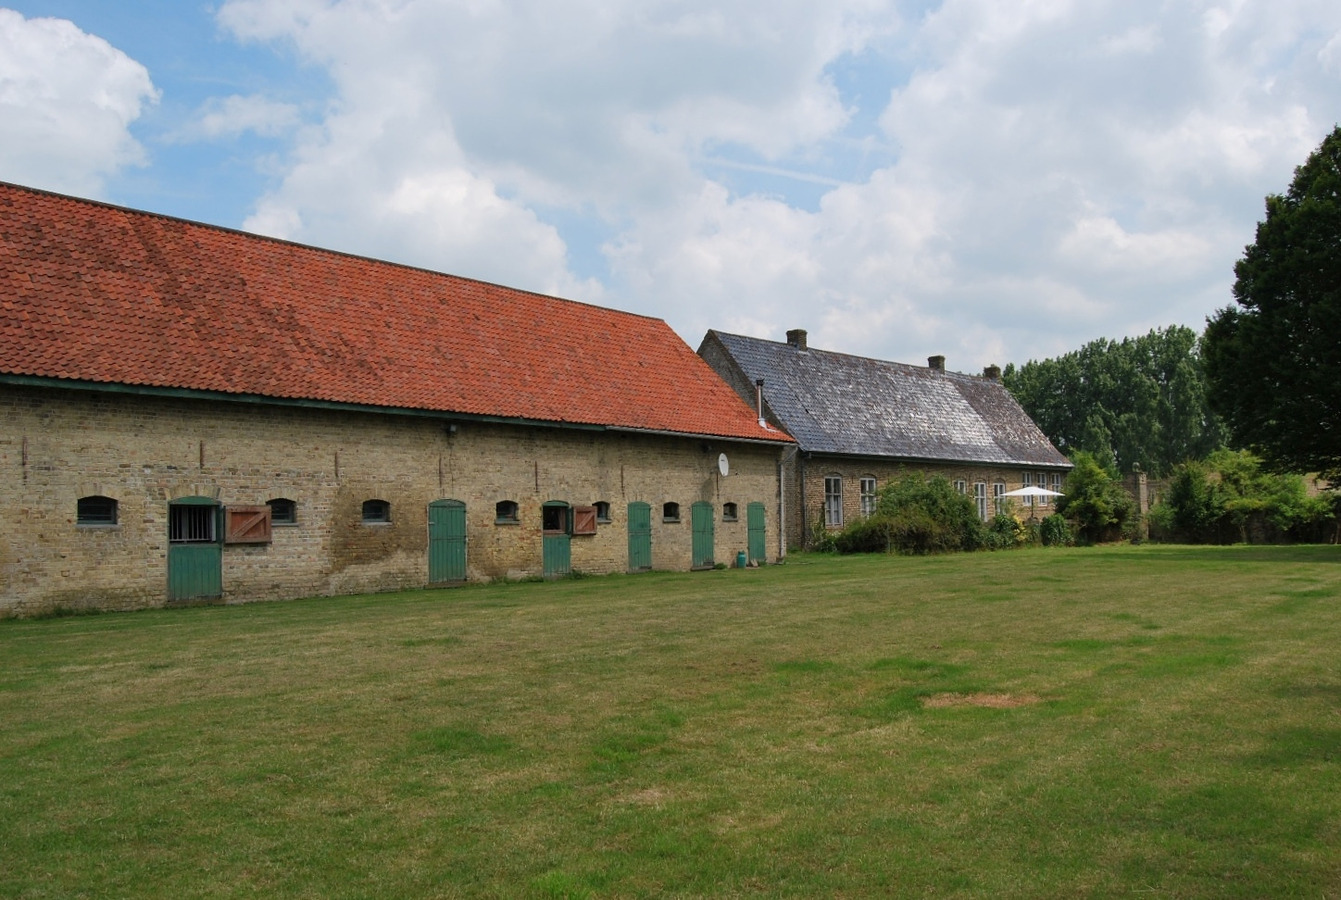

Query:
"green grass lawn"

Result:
[[3, 545, 1341, 898]]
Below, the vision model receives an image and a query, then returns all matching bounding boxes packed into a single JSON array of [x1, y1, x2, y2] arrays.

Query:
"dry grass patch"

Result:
[[921, 692, 1044, 708]]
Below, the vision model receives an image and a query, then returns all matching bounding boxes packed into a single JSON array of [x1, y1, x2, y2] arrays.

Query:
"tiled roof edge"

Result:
[[0, 179, 667, 327]]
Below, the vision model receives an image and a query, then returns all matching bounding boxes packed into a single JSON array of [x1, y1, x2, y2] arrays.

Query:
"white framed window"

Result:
[[993, 481, 1006, 515], [1022, 472, 1035, 508], [974, 482, 988, 521], [1037, 471, 1050, 506], [1052, 473, 1064, 496], [824, 476, 843, 527], [860, 477, 877, 517], [954, 480, 966, 495]]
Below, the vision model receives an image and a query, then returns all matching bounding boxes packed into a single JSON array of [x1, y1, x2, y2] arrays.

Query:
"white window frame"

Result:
[[859, 476, 877, 517], [974, 482, 988, 522], [1037, 471, 1049, 506], [824, 476, 843, 528], [993, 481, 1006, 516]]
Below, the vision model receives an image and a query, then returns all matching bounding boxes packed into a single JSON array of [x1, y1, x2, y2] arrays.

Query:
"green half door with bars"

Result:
[[428, 499, 467, 583], [167, 496, 222, 602], [542, 501, 571, 577]]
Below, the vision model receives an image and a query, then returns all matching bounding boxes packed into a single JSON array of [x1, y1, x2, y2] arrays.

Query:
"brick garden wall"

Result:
[[0, 385, 782, 616]]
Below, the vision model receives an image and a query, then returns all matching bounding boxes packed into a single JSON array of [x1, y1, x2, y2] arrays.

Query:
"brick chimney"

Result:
[[982, 364, 1001, 381], [786, 329, 808, 351], [928, 355, 945, 372]]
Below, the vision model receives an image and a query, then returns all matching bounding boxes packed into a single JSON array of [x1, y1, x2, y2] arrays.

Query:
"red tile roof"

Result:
[[0, 182, 789, 444]]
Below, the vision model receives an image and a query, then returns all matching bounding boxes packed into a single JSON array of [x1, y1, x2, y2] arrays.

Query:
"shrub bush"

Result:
[[834, 473, 985, 554], [1152, 450, 1338, 544], [1040, 513, 1074, 546], [982, 513, 1025, 550]]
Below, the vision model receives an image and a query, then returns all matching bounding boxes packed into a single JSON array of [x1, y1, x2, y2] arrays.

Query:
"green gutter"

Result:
[[0, 373, 605, 432]]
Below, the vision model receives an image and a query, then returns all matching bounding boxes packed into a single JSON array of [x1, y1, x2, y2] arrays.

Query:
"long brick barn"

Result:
[[0, 181, 792, 615]]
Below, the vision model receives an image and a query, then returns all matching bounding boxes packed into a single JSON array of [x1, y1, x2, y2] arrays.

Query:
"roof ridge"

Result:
[[714, 329, 985, 378], [0, 179, 665, 326]]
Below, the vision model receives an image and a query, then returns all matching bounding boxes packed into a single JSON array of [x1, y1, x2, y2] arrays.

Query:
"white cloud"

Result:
[[0, 9, 158, 197], [173, 94, 301, 141], [213, 0, 1341, 370]]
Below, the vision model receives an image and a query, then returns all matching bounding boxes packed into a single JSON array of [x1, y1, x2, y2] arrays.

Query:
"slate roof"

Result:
[[700, 330, 1069, 467], [0, 182, 789, 444]]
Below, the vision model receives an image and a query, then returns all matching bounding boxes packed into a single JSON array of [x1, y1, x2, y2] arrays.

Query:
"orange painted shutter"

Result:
[[572, 505, 598, 536], [225, 506, 272, 544]]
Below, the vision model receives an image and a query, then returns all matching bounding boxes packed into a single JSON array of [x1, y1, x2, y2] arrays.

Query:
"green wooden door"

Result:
[[691, 501, 714, 569], [542, 502, 571, 577], [167, 497, 222, 602], [428, 500, 467, 583], [627, 501, 652, 571], [747, 502, 766, 563]]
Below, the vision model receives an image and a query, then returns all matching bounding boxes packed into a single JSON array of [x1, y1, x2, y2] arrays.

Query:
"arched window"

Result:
[[722, 502, 738, 521], [77, 495, 117, 526], [594, 501, 611, 523], [495, 500, 519, 524], [362, 499, 391, 524], [662, 502, 680, 523], [267, 497, 297, 525]]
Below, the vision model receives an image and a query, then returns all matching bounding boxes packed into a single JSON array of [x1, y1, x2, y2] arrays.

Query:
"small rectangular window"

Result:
[[495, 500, 519, 524], [663, 502, 680, 523], [77, 495, 117, 526], [594, 501, 611, 523], [954, 480, 966, 495], [722, 502, 738, 521], [362, 499, 391, 524], [267, 498, 297, 525]]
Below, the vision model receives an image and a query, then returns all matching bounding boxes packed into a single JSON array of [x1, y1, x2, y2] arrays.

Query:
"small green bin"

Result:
[[736, 551, 748, 569]]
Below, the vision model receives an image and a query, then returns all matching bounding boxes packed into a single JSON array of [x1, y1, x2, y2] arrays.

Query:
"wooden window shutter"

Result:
[[225, 505, 272, 544], [572, 505, 598, 536]]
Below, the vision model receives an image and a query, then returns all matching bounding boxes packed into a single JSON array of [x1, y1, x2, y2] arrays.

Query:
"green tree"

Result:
[[1204, 125, 1341, 479], [1055, 451, 1136, 543], [1003, 326, 1225, 476]]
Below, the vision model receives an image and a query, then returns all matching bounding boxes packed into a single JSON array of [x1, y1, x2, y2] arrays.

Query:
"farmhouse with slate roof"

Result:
[[699, 329, 1071, 549], [0, 181, 791, 616]]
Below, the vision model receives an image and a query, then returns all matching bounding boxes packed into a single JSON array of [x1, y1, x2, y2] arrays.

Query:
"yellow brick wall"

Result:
[[0, 385, 782, 616]]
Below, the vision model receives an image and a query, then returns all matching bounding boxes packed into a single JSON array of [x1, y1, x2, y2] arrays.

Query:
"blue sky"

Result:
[[3, 1, 1340, 371]]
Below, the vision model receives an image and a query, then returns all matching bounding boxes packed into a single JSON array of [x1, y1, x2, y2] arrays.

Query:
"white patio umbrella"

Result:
[[1000, 486, 1064, 498]]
